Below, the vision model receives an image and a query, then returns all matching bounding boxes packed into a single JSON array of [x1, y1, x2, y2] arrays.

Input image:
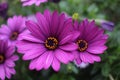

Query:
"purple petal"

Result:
[[5, 59, 15, 67], [44, 51, 53, 69], [52, 56, 60, 71], [59, 34, 73, 45], [55, 49, 70, 64], [36, 12, 50, 35], [26, 20, 46, 40], [6, 46, 15, 58], [36, 52, 48, 71], [59, 43, 78, 51], [80, 52, 101, 63], [22, 44, 46, 60], [51, 10, 59, 35], [0, 65, 5, 80], [87, 46, 107, 54]]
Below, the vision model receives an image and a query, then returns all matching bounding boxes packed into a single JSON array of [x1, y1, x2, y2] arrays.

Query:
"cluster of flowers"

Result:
[[0, 0, 109, 80]]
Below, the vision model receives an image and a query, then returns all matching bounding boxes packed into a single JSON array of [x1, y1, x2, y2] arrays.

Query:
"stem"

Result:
[[109, 74, 114, 80]]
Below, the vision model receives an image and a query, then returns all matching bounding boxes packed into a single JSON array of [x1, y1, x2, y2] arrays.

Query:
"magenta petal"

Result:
[[75, 58, 82, 64], [36, 52, 48, 71], [6, 46, 15, 58], [20, 33, 44, 43], [55, 49, 70, 64], [5, 59, 15, 67], [87, 46, 107, 54], [10, 55, 19, 61], [0, 65, 5, 80], [26, 20, 46, 40], [80, 52, 101, 63], [44, 51, 53, 69], [0, 25, 11, 35], [59, 43, 78, 51], [29, 58, 38, 70], [80, 52, 94, 63], [23, 45, 46, 60], [36, 12, 49, 35], [44, 9, 51, 26], [52, 56, 60, 71], [51, 11, 59, 35], [59, 34, 72, 45]]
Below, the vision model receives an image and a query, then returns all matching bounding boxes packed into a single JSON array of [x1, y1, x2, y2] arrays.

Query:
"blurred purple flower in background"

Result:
[[0, 40, 18, 80], [0, 16, 27, 46], [0, 2, 8, 19], [101, 20, 114, 31], [21, 0, 48, 6]]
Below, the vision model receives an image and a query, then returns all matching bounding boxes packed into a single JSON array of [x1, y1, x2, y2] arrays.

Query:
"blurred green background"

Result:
[[0, 0, 120, 80]]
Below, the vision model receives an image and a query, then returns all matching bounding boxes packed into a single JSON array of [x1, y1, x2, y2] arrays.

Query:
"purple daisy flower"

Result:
[[0, 15, 27, 46], [17, 10, 78, 71], [72, 19, 108, 64], [0, 40, 18, 80], [21, 0, 48, 6]]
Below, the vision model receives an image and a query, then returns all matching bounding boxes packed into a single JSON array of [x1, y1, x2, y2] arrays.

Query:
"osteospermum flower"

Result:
[[0, 40, 18, 80], [72, 19, 108, 64], [21, 0, 48, 6], [17, 10, 78, 71], [0, 16, 26, 46]]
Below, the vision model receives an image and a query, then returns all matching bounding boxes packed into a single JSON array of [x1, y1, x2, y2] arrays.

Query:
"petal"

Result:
[[55, 49, 70, 64], [5, 59, 15, 67], [22, 45, 46, 60], [36, 12, 49, 35], [44, 51, 54, 69], [80, 52, 101, 63], [26, 20, 46, 40], [29, 58, 38, 70], [0, 65, 5, 80], [6, 46, 15, 58], [52, 56, 60, 71], [87, 46, 107, 54], [51, 11, 59, 35], [59, 34, 73, 45], [59, 43, 78, 51], [36, 52, 48, 71]]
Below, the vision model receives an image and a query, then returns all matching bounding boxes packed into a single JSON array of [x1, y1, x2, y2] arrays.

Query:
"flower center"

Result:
[[45, 37, 58, 50], [77, 40, 88, 52], [0, 54, 5, 64], [10, 32, 18, 40]]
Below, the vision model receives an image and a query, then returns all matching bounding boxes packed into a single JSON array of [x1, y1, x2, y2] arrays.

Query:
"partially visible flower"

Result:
[[0, 16, 26, 46], [49, 0, 61, 3], [101, 20, 114, 31], [21, 0, 48, 6], [17, 10, 79, 71], [74, 62, 89, 68], [95, 19, 114, 31], [72, 19, 108, 64], [0, 2, 8, 19], [0, 40, 19, 80]]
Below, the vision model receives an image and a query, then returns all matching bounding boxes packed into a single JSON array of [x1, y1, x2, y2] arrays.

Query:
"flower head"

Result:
[[21, 0, 48, 6], [17, 10, 78, 71], [0, 40, 18, 80], [0, 15, 26, 46], [0, 2, 8, 19], [72, 19, 108, 64]]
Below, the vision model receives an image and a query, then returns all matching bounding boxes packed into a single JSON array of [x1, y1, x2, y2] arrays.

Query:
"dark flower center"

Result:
[[10, 32, 18, 40], [45, 37, 58, 50], [77, 40, 88, 52], [0, 54, 5, 64]]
